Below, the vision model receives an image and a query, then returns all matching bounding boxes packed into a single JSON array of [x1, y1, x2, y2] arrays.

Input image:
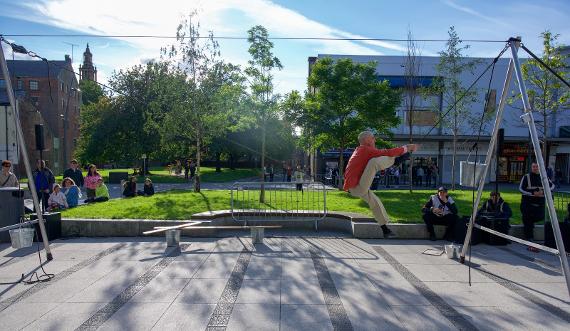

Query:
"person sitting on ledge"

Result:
[[86, 178, 109, 203], [422, 186, 459, 241], [477, 191, 512, 220]]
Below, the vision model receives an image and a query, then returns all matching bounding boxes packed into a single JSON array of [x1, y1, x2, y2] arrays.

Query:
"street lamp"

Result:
[[62, 87, 79, 168]]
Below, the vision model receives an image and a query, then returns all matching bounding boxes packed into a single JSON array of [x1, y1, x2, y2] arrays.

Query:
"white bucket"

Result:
[[444, 244, 462, 259], [444, 244, 456, 258], [9, 228, 35, 249]]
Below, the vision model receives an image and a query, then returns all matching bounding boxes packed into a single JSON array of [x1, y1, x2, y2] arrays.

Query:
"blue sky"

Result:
[[1, 0, 569, 94]]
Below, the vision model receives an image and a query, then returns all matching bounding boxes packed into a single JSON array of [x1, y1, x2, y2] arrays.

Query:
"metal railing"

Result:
[[230, 181, 327, 230], [554, 191, 570, 221]]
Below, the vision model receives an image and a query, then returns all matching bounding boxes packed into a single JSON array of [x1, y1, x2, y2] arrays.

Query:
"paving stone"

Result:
[[21, 302, 105, 331], [97, 302, 170, 331], [280, 304, 333, 331], [153, 304, 216, 330], [281, 277, 325, 304], [235, 279, 280, 304], [390, 305, 457, 331], [175, 278, 228, 304], [130, 277, 190, 303], [0, 302, 58, 331], [226, 303, 280, 331], [157, 261, 203, 278], [243, 256, 282, 279]]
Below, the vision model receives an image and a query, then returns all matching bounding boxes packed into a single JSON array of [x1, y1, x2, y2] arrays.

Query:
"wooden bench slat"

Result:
[[142, 221, 206, 235]]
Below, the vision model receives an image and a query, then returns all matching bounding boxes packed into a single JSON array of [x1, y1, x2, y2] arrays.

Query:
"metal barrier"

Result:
[[230, 181, 327, 230], [554, 191, 570, 220]]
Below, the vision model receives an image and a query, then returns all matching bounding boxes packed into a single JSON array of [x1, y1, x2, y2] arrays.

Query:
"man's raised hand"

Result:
[[406, 144, 419, 153]]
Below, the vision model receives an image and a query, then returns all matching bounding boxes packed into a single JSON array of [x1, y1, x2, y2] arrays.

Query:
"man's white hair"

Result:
[[358, 131, 374, 144]]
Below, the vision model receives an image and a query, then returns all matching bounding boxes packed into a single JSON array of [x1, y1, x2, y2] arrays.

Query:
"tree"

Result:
[[306, 57, 401, 189], [432, 26, 479, 190], [245, 25, 283, 201], [521, 31, 570, 163], [403, 29, 423, 192], [76, 62, 184, 166], [79, 79, 104, 105], [162, 13, 244, 192]]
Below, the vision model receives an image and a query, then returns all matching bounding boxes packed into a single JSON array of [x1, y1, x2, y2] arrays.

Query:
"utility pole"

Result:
[[63, 42, 79, 63]]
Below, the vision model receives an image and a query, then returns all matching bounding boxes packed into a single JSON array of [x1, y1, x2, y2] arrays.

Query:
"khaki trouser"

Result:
[[348, 156, 395, 225]]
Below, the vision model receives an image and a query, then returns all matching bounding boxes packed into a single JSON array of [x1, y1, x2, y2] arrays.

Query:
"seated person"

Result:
[[86, 178, 110, 203], [62, 177, 82, 208], [140, 178, 154, 196], [47, 184, 68, 211], [123, 176, 137, 197], [422, 187, 459, 241], [477, 191, 512, 220]]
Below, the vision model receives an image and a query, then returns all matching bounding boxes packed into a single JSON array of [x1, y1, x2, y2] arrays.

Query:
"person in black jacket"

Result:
[[123, 176, 137, 197], [477, 191, 512, 220], [33, 159, 55, 211], [519, 162, 555, 242], [140, 178, 154, 196], [422, 187, 459, 241], [63, 159, 84, 188]]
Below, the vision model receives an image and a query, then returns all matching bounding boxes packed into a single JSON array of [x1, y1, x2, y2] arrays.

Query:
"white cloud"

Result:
[[442, 0, 511, 28], [9, 0, 411, 93]]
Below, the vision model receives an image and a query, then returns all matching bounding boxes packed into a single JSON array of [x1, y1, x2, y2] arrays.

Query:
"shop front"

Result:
[[498, 142, 529, 183]]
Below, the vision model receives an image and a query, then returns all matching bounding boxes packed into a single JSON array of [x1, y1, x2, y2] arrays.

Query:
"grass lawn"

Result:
[[24, 167, 259, 184], [60, 188, 563, 224]]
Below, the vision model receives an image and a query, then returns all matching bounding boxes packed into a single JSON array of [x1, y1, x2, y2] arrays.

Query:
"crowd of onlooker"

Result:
[[0, 158, 156, 213]]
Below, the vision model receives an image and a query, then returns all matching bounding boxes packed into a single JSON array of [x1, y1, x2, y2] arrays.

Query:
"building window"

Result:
[[406, 109, 438, 126], [30, 80, 39, 90], [17, 80, 23, 90], [0, 79, 5, 88]]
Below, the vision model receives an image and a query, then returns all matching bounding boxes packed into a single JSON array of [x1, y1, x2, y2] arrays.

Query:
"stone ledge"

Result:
[[62, 215, 544, 241]]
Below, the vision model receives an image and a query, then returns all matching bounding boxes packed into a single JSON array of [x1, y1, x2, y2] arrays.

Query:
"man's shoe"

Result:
[[383, 230, 397, 239], [393, 152, 411, 168], [429, 232, 437, 241]]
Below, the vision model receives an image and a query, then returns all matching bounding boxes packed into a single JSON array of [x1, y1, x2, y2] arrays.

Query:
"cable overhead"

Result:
[[419, 44, 510, 140], [2, 33, 509, 43], [521, 44, 570, 89]]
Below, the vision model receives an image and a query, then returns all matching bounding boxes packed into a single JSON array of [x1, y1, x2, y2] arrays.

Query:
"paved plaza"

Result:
[[1, 234, 569, 330]]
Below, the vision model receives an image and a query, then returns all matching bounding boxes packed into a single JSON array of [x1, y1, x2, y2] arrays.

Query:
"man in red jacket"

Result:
[[344, 131, 419, 238]]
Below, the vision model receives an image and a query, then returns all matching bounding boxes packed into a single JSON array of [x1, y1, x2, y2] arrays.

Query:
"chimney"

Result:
[[65, 54, 72, 63]]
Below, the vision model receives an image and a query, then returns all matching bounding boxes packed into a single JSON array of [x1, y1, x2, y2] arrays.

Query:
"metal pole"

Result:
[[510, 40, 570, 296], [461, 52, 515, 262], [0, 40, 53, 260]]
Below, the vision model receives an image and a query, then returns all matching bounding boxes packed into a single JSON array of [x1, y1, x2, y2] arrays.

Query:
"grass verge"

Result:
[[60, 188, 558, 224]]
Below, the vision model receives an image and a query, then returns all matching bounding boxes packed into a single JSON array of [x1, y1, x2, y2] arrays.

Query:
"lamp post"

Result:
[[62, 87, 78, 169]]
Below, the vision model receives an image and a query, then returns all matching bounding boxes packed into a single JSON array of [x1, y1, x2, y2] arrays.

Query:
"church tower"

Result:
[[79, 44, 97, 82]]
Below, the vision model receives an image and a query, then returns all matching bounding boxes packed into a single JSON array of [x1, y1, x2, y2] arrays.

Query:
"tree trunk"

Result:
[[195, 136, 201, 193], [409, 122, 413, 193], [215, 152, 222, 172], [229, 153, 235, 170], [338, 146, 345, 190], [259, 118, 266, 203], [452, 132, 457, 191], [543, 113, 548, 165]]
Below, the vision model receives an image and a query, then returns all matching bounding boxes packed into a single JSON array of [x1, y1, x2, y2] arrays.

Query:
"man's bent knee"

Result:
[[369, 156, 395, 170]]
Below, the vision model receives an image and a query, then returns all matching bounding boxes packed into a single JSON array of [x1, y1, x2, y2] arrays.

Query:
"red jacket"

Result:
[[343, 145, 406, 191]]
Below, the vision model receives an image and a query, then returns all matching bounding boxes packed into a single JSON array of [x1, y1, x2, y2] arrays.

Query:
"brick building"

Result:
[[0, 54, 81, 175]]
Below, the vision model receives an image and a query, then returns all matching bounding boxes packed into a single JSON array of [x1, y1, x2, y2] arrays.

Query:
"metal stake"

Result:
[[0, 40, 53, 260], [510, 40, 570, 296]]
